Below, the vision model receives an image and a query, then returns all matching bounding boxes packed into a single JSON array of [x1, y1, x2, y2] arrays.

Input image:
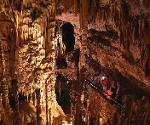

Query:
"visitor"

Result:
[[101, 76, 113, 98], [101, 76, 109, 91]]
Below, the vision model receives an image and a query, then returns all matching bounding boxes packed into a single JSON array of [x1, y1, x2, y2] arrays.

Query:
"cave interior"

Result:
[[0, 0, 150, 125]]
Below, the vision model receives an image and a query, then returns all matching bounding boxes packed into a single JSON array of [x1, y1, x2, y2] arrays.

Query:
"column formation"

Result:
[[74, 0, 89, 124], [45, 1, 58, 124], [0, 40, 12, 117], [79, 0, 89, 67]]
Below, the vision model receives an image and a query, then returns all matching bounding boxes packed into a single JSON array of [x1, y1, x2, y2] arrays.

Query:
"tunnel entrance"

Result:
[[62, 22, 75, 53]]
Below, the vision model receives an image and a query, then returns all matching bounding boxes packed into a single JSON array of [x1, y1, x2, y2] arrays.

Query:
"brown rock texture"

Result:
[[0, 0, 150, 125]]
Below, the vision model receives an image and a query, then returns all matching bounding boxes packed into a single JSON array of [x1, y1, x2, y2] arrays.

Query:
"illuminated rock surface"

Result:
[[0, 0, 150, 125]]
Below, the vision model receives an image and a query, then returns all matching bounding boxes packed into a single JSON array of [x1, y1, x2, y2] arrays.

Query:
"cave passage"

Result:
[[55, 75, 71, 114], [62, 22, 75, 53]]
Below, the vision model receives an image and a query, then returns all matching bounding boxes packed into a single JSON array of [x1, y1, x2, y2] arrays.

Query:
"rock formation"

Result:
[[0, 0, 150, 125]]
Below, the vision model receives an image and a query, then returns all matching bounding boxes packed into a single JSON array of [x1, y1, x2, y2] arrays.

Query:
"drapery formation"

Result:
[[0, 0, 65, 124]]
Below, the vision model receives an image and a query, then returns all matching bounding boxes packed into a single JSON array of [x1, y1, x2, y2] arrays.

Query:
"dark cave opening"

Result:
[[55, 75, 71, 114], [62, 22, 75, 53]]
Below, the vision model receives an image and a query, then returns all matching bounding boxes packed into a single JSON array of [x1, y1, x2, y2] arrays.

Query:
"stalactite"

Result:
[[138, 18, 143, 47], [138, 18, 150, 76], [140, 44, 150, 76], [134, 19, 140, 41], [30, 93, 33, 104], [33, 92, 36, 106], [120, 26, 124, 46], [125, 23, 130, 50], [88, 0, 99, 22], [128, 22, 133, 44], [114, 5, 120, 27], [27, 94, 29, 101], [36, 89, 42, 125], [74, 0, 78, 14], [11, 79, 22, 125], [129, 20, 134, 45], [119, 0, 131, 51], [45, 78, 48, 125]]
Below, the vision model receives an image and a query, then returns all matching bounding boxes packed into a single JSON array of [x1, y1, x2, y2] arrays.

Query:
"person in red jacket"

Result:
[[101, 76, 109, 86], [101, 76, 113, 98]]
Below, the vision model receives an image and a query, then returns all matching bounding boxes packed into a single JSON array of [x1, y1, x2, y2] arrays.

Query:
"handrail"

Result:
[[85, 79, 123, 108]]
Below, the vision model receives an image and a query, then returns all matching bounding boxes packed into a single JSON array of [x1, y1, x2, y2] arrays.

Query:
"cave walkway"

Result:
[[85, 79, 123, 108]]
